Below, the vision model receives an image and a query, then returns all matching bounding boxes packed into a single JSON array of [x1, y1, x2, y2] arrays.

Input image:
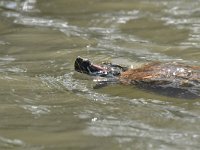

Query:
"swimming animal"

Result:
[[74, 56, 200, 99]]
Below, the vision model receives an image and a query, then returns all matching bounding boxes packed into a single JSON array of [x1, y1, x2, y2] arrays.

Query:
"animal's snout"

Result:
[[74, 56, 91, 74]]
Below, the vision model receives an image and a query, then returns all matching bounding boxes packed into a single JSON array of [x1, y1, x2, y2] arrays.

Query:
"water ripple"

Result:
[[0, 56, 27, 73], [92, 10, 140, 25], [0, 1, 18, 10], [40, 72, 113, 102], [22, 0, 39, 12], [163, 2, 200, 48], [0, 0, 38, 12], [0, 136, 25, 148], [87, 118, 200, 141], [86, 115, 200, 150], [3, 11, 89, 38]]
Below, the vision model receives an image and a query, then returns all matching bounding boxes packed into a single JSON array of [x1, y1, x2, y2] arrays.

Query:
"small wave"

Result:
[[0, 67, 26, 73], [0, 40, 9, 45], [3, 11, 89, 38], [95, 39, 188, 63], [13, 15, 68, 29], [88, 119, 200, 149], [0, 56, 15, 67], [92, 10, 140, 26], [163, 2, 200, 48], [85, 97, 200, 149], [40, 72, 113, 101], [0, 1, 18, 10], [0, 56, 26, 73], [22, 105, 50, 117], [0, 0, 38, 12], [0, 56, 15, 62], [87, 117, 200, 148], [0, 136, 25, 147], [21, 0, 39, 13]]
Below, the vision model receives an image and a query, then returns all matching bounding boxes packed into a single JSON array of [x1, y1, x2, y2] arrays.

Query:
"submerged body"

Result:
[[120, 62, 200, 99], [74, 57, 200, 99]]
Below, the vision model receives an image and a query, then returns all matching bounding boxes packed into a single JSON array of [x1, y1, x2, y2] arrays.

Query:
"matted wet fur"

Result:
[[120, 62, 200, 99], [74, 57, 200, 99]]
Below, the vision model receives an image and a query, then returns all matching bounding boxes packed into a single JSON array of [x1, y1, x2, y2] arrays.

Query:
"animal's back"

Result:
[[120, 62, 200, 99]]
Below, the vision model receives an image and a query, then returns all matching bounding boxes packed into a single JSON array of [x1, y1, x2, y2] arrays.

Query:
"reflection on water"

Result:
[[0, 0, 200, 149]]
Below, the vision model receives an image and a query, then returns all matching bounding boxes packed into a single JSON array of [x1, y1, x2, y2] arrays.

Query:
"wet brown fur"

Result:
[[119, 62, 200, 86], [118, 62, 200, 99], [120, 62, 161, 81]]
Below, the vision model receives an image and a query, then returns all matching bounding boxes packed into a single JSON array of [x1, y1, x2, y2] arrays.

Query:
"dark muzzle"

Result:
[[74, 56, 127, 77], [74, 57, 91, 74]]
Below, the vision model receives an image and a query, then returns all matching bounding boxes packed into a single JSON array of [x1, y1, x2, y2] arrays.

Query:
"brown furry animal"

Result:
[[74, 57, 200, 99]]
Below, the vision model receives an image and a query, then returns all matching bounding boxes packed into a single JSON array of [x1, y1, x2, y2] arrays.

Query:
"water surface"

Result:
[[0, 0, 200, 149]]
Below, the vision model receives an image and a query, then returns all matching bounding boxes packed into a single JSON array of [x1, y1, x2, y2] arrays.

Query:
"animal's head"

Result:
[[74, 56, 92, 74], [74, 56, 127, 77]]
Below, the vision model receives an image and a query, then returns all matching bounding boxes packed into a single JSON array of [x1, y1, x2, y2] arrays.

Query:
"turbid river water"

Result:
[[0, 0, 200, 149]]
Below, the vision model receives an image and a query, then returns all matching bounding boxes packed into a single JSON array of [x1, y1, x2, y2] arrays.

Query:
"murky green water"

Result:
[[0, 0, 200, 149]]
